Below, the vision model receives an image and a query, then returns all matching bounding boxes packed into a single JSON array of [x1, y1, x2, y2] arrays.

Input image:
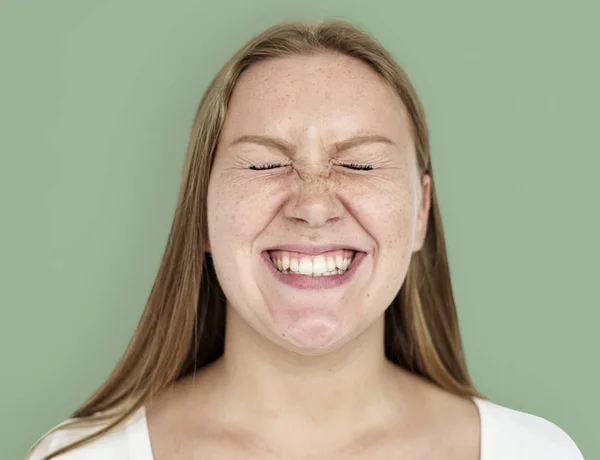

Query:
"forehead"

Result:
[[221, 53, 412, 145]]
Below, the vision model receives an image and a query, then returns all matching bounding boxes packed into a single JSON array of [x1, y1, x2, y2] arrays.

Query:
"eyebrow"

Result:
[[226, 134, 397, 157]]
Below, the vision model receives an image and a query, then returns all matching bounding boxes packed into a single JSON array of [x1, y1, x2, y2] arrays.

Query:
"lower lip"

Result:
[[261, 251, 367, 290]]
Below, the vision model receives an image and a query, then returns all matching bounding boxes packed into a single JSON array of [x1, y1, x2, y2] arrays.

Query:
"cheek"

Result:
[[207, 170, 285, 244], [379, 196, 415, 251], [343, 177, 416, 298], [342, 174, 417, 250]]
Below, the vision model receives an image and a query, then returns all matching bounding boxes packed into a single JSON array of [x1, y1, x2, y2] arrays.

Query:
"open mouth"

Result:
[[267, 249, 358, 277]]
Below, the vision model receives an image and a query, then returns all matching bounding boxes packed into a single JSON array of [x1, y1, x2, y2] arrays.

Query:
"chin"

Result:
[[270, 315, 356, 354]]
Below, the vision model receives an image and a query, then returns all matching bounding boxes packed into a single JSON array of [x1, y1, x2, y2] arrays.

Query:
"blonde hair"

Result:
[[30, 19, 480, 459]]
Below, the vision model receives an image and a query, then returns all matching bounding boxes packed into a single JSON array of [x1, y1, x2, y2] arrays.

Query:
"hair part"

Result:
[[29, 19, 480, 460]]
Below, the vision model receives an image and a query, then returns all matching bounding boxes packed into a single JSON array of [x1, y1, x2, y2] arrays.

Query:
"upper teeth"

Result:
[[269, 250, 355, 276]]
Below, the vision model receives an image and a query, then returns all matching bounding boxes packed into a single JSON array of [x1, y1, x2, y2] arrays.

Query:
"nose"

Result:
[[283, 172, 344, 228]]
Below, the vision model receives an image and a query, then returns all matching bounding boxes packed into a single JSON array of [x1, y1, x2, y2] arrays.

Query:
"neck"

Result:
[[209, 305, 412, 435]]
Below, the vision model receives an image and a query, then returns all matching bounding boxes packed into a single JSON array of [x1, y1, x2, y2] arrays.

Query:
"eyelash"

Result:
[[248, 162, 287, 171], [248, 163, 374, 171], [341, 163, 373, 171]]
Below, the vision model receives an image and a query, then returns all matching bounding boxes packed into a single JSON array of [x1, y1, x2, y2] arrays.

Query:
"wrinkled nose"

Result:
[[283, 173, 344, 228]]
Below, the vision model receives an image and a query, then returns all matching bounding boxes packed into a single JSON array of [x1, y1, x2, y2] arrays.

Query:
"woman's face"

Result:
[[207, 53, 430, 354]]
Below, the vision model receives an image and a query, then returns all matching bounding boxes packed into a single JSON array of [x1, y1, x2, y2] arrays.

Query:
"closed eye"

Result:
[[248, 162, 288, 171], [338, 163, 374, 171]]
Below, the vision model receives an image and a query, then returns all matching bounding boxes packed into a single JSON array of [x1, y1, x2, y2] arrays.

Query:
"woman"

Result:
[[28, 19, 583, 460]]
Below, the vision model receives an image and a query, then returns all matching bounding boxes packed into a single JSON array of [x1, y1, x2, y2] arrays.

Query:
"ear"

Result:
[[412, 174, 431, 253]]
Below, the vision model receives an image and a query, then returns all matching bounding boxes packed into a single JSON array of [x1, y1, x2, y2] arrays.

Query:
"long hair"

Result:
[[30, 19, 480, 460]]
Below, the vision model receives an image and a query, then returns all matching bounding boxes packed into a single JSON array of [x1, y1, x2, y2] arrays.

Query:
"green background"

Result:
[[1, 0, 598, 458]]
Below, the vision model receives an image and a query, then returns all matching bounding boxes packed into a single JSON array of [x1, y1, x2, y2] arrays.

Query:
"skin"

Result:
[[145, 53, 480, 459]]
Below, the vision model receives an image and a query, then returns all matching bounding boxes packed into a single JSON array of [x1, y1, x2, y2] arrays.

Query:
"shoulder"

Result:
[[475, 398, 584, 459], [27, 407, 150, 460]]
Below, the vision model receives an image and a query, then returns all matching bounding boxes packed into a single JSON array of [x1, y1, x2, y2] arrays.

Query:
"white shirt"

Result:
[[28, 398, 584, 459]]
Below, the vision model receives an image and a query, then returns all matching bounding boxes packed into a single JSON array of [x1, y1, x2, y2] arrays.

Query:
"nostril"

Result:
[[290, 216, 309, 225]]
